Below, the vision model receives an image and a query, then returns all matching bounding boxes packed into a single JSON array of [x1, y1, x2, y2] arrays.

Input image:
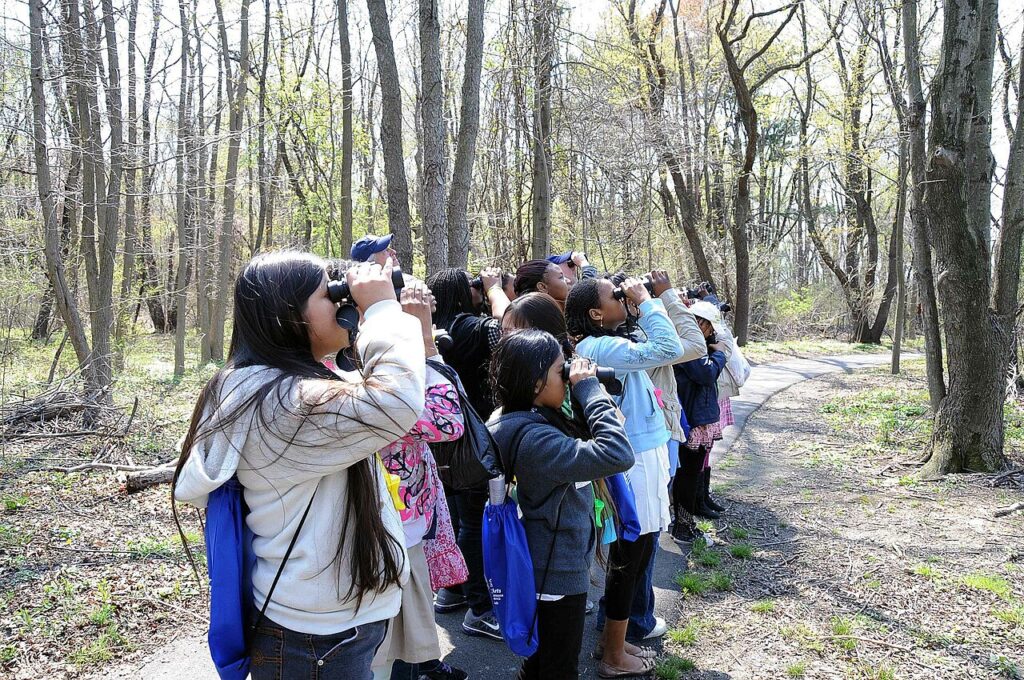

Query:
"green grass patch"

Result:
[[728, 527, 750, 540], [70, 625, 130, 667], [729, 543, 754, 559], [655, 655, 696, 679], [0, 645, 17, 663], [675, 572, 709, 596], [962, 573, 1013, 600], [694, 550, 722, 568], [696, 519, 714, 533], [126, 537, 176, 559], [830, 616, 857, 651], [994, 604, 1024, 627], [708, 571, 733, 591], [2, 494, 29, 512], [785, 661, 807, 678], [912, 563, 941, 580], [751, 599, 776, 614], [667, 619, 703, 646]]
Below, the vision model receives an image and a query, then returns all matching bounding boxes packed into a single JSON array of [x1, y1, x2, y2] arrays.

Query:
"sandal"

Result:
[[592, 643, 658, 660], [596, 656, 656, 678]]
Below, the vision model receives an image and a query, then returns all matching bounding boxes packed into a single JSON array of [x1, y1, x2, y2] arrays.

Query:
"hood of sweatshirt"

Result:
[[173, 365, 280, 509]]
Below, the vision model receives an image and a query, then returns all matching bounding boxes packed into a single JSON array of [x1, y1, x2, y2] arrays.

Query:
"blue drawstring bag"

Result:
[[604, 473, 642, 542], [482, 496, 539, 658], [204, 478, 256, 680], [202, 477, 316, 680]]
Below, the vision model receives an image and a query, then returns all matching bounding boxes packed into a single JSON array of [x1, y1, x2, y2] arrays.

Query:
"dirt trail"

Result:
[[671, 368, 1024, 680]]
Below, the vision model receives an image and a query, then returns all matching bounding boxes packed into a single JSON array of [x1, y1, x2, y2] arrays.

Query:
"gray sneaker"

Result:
[[434, 587, 468, 614], [462, 609, 502, 641]]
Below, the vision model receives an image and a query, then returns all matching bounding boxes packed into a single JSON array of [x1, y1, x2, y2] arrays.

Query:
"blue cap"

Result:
[[546, 251, 573, 265], [351, 233, 393, 262]]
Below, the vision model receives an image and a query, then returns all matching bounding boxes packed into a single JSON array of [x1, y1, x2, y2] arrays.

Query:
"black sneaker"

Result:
[[434, 587, 468, 614], [672, 521, 703, 544], [462, 608, 502, 641], [419, 659, 469, 680]]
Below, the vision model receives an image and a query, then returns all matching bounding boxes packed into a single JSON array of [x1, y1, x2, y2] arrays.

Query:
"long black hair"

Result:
[[173, 251, 405, 607], [490, 330, 563, 413], [427, 268, 475, 329]]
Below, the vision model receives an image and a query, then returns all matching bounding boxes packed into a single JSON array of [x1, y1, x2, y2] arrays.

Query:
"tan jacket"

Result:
[[647, 289, 708, 442]]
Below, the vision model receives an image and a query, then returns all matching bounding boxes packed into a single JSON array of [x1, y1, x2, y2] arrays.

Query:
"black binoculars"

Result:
[[328, 268, 406, 305], [612, 280, 656, 301], [562, 362, 622, 395]]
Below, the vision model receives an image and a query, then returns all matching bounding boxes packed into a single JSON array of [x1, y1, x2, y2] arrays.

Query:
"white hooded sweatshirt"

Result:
[[174, 300, 426, 635]]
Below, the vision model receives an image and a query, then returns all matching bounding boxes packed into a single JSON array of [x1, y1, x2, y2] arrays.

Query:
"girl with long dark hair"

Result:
[[173, 252, 426, 680], [565, 276, 684, 678], [488, 331, 634, 680]]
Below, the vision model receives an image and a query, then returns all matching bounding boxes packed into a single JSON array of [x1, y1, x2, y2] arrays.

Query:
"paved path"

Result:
[[91, 352, 903, 680]]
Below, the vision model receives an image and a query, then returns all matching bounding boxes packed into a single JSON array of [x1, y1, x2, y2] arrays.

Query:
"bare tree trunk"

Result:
[[197, 31, 222, 363], [210, 0, 252, 361], [29, 0, 95, 389], [419, 0, 448, 274], [446, 0, 485, 268], [254, 0, 272, 254], [138, 0, 167, 333], [902, 0, 944, 409], [173, 0, 191, 377], [115, 0, 141, 357], [920, 0, 1009, 476], [338, 0, 354, 254], [530, 0, 555, 259], [366, 0, 413, 267]]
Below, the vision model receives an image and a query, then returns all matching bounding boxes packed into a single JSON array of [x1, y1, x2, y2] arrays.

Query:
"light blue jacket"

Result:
[[575, 298, 685, 452]]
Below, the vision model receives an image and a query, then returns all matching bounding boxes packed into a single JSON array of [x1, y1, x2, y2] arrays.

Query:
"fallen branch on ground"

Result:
[[994, 502, 1024, 518], [125, 463, 176, 494]]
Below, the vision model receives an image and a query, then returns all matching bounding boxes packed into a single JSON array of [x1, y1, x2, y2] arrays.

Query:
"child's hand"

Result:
[[400, 282, 434, 339], [649, 269, 672, 297], [620, 277, 651, 305], [568, 356, 598, 385]]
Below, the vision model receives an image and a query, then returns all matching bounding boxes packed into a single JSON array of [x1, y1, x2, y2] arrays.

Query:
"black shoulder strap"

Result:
[[250, 483, 319, 633]]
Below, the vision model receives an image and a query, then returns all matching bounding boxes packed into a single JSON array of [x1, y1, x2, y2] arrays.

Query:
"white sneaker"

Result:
[[643, 616, 668, 640]]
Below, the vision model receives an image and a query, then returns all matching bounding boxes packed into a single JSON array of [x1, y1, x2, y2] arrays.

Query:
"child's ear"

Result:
[[588, 308, 603, 325], [534, 378, 544, 395]]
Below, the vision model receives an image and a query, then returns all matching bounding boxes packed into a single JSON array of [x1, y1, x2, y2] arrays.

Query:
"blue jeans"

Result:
[[596, 532, 659, 643], [250, 617, 388, 680]]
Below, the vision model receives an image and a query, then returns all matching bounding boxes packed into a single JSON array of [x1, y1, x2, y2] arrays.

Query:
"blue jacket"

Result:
[[575, 298, 684, 452], [487, 378, 634, 596], [674, 350, 726, 428]]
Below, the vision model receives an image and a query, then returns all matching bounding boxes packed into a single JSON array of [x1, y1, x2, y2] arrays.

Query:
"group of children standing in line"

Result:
[[173, 236, 743, 680]]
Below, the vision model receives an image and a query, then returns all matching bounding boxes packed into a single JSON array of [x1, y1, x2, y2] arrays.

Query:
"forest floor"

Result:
[[662, 362, 1024, 680], [0, 333, 1020, 679]]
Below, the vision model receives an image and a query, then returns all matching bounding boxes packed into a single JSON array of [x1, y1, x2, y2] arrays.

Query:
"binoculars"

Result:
[[612, 280, 656, 301], [563, 362, 622, 395], [328, 268, 406, 305]]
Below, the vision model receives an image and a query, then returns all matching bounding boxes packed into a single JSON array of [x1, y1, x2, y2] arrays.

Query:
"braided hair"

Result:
[[565, 278, 619, 342], [426, 268, 475, 329]]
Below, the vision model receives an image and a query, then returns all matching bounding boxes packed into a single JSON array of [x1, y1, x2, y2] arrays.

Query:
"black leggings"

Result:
[[603, 533, 656, 621], [518, 593, 588, 680], [673, 445, 706, 514]]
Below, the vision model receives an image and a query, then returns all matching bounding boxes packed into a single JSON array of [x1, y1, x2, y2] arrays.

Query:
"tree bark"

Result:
[[446, 0, 485, 268], [920, 0, 1008, 476], [902, 0, 944, 411], [366, 0, 413, 267], [338, 0, 354, 254], [29, 0, 96, 391], [210, 0, 252, 361], [419, 0, 448, 274], [530, 0, 555, 259]]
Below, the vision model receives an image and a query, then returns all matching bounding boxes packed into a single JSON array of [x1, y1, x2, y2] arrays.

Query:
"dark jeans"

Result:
[[249, 616, 388, 680], [453, 489, 492, 615], [518, 593, 588, 680], [602, 533, 656, 621], [674, 446, 706, 514]]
